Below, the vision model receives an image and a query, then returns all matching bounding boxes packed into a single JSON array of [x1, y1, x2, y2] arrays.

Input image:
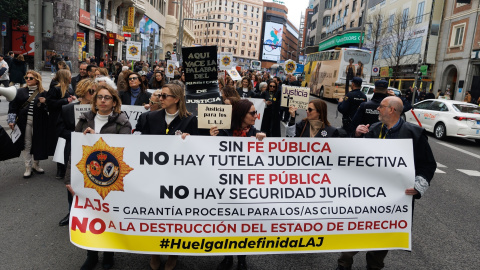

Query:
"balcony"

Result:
[[123, 0, 146, 13]]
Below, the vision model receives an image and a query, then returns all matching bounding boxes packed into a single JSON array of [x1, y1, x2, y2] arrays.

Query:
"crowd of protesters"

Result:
[[0, 55, 437, 270]]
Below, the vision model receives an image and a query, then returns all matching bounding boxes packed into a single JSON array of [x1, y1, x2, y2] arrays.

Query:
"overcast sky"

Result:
[[285, 0, 310, 31]]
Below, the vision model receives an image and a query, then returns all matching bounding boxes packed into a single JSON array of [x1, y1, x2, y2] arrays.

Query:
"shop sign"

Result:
[[123, 26, 135, 33], [96, 17, 105, 30], [127, 7, 135, 27], [107, 32, 115, 39], [116, 34, 125, 42], [77, 32, 85, 42], [95, 32, 101, 40], [79, 9, 90, 26], [318, 33, 363, 51], [109, 39, 115, 46], [380, 67, 390, 77]]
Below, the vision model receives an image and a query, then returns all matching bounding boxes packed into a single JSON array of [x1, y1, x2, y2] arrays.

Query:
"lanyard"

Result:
[[378, 124, 388, 139]]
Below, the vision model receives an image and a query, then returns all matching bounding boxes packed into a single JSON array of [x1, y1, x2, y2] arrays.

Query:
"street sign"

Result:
[[372, 65, 379, 76], [123, 26, 135, 33]]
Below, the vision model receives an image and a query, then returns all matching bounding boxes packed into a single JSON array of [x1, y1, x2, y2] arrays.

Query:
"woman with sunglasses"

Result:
[[142, 83, 196, 270], [56, 78, 98, 226], [46, 69, 76, 174], [261, 79, 282, 137], [120, 71, 152, 107], [75, 84, 131, 270], [236, 76, 254, 98], [287, 99, 339, 138], [209, 99, 265, 270], [7, 70, 49, 178]]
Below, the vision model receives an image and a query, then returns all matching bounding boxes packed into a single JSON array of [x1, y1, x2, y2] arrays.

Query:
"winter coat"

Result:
[[9, 59, 27, 84], [7, 87, 49, 160], [75, 111, 132, 135], [142, 109, 198, 135], [46, 85, 73, 155]]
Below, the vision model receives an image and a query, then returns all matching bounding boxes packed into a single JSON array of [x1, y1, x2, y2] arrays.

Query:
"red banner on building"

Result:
[[79, 9, 90, 25]]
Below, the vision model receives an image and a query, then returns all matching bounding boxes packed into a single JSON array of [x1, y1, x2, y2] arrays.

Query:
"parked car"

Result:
[[360, 84, 401, 101], [405, 99, 480, 143]]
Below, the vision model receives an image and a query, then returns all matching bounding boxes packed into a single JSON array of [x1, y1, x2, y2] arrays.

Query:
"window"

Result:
[[352, 0, 357, 12], [402, 8, 409, 29], [334, 0, 337, 7], [388, 14, 394, 32], [338, 10, 342, 18], [350, 21, 354, 28], [344, 5, 348, 17], [382, 44, 392, 59], [414, 100, 433, 110], [451, 23, 465, 47], [325, 0, 332, 9], [416, 2, 425, 24], [332, 14, 335, 22], [323, 16, 331, 26]]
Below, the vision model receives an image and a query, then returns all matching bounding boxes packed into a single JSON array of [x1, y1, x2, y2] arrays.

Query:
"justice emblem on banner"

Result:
[[126, 41, 141, 61], [284, 59, 296, 75], [372, 66, 380, 77], [166, 60, 175, 78], [219, 52, 234, 70], [227, 68, 242, 81], [76, 138, 133, 199]]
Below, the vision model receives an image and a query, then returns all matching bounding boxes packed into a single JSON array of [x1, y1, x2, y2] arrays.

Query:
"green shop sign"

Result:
[[318, 33, 363, 51]]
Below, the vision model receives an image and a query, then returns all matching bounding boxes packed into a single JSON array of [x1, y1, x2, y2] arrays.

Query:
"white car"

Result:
[[360, 84, 401, 101], [405, 99, 480, 143]]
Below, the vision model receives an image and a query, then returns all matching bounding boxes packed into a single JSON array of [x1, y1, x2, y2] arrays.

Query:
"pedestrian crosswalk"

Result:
[[435, 162, 480, 176]]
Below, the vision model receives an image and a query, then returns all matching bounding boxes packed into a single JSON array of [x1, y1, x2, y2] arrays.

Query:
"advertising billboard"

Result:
[[262, 22, 283, 62]]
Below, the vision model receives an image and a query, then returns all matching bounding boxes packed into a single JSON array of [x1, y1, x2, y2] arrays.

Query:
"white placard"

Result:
[[11, 125, 21, 143], [227, 68, 242, 81], [280, 85, 311, 110], [219, 52, 234, 70], [197, 104, 232, 129], [166, 60, 175, 78], [53, 137, 66, 164], [247, 98, 266, 131], [126, 41, 142, 61], [74, 105, 148, 131]]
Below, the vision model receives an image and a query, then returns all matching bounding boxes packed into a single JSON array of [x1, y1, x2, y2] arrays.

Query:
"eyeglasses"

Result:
[[128, 77, 139, 81], [307, 108, 316, 112], [87, 89, 95, 95], [378, 105, 390, 109], [269, 85, 276, 88], [97, 95, 113, 101], [158, 93, 176, 99], [247, 110, 258, 116], [25, 76, 36, 81]]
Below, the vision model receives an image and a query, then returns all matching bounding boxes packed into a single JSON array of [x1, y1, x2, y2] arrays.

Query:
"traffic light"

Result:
[[173, 42, 177, 52], [149, 33, 154, 48]]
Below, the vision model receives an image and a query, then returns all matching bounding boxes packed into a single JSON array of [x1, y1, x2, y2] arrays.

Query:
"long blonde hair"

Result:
[[162, 84, 191, 119], [55, 69, 72, 98], [25, 70, 45, 93]]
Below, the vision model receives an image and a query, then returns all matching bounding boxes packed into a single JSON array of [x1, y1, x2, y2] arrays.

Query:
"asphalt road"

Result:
[[0, 97, 479, 269]]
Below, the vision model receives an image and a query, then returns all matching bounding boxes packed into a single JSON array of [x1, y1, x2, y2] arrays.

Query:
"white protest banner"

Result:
[[53, 137, 66, 164], [75, 105, 148, 131], [166, 60, 175, 78], [219, 52, 234, 70], [281, 85, 310, 110], [227, 68, 242, 81], [126, 41, 142, 61], [74, 104, 92, 126], [198, 104, 232, 129], [247, 98, 265, 131], [71, 135, 415, 255], [171, 54, 177, 62]]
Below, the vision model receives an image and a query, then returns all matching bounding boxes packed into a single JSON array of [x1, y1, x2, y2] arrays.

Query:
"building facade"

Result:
[[193, 0, 263, 67], [434, 0, 480, 101], [165, 0, 195, 58], [365, 0, 444, 91]]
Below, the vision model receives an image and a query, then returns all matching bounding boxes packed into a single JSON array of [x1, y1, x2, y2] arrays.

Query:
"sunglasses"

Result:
[[25, 76, 36, 81], [247, 110, 258, 116], [128, 77, 139, 81], [307, 108, 316, 112], [158, 93, 176, 99], [97, 95, 113, 100], [87, 89, 95, 95], [269, 85, 276, 88]]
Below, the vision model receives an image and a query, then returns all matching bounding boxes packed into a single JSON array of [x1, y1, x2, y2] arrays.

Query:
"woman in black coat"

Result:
[[141, 83, 197, 270], [46, 69, 75, 178], [287, 99, 339, 138], [120, 71, 151, 107], [236, 76, 254, 98], [261, 79, 282, 137], [9, 54, 27, 86], [7, 70, 49, 178], [209, 99, 266, 270]]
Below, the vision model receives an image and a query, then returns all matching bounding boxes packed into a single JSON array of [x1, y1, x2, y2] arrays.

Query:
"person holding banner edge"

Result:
[[75, 84, 132, 270], [209, 99, 266, 270], [57, 78, 98, 226], [287, 99, 339, 138], [336, 96, 436, 270]]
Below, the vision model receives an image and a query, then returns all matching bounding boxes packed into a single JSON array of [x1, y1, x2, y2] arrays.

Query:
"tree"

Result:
[[364, 13, 386, 67], [380, 12, 423, 85], [0, 0, 28, 25]]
